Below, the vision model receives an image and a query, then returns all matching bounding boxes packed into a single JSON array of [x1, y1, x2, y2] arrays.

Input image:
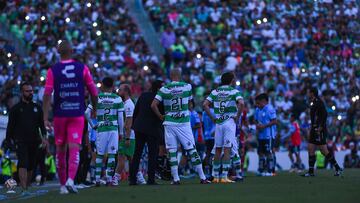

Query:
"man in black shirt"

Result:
[[302, 88, 342, 177], [129, 80, 164, 185], [5, 82, 47, 195]]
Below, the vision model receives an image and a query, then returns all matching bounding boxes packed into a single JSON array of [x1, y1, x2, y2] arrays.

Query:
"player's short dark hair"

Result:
[[20, 81, 31, 91], [309, 87, 318, 96], [57, 40, 72, 56], [221, 72, 234, 86], [255, 93, 269, 102], [122, 84, 131, 96], [102, 77, 114, 88], [151, 80, 164, 93]]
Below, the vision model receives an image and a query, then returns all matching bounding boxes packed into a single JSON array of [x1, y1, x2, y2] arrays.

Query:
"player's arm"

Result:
[[124, 103, 134, 140], [151, 89, 165, 121], [43, 69, 54, 130], [203, 91, 216, 123], [117, 110, 125, 137], [5, 107, 15, 148], [265, 108, 278, 128], [235, 95, 244, 122], [83, 65, 98, 117], [85, 104, 97, 129]]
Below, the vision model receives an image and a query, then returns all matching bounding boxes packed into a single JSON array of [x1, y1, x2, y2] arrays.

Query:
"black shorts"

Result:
[[289, 145, 300, 154], [16, 142, 39, 170], [258, 139, 272, 154], [158, 131, 165, 146], [309, 129, 327, 145], [205, 139, 214, 153]]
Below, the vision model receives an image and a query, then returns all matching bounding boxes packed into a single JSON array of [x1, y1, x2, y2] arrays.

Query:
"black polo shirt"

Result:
[[6, 100, 46, 144], [310, 97, 327, 130]]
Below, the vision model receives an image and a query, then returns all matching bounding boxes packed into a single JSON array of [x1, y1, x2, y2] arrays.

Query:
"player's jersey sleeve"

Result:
[[44, 69, 54, 96], [234, 90, 243, 102], [124, 100, 135, 118], [206, 90, 215, 103], [268, 106, 277, 120], [187, 84, 193, 100], [155, 87, 165, 102], [83, 65, 98, 97], [116, 97, 125, 112]]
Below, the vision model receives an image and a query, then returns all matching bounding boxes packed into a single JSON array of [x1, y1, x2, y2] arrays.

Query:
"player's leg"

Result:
[[90, 142, 97, 183], [106, 131, 118, 184], [220, 120, 236, 183], [53, 117, 68, 194], [303, 143, 316, 176], [319, 145, 343, 176], [164, 126, 180, 184], [257, 140, 266, 175], [129, 131, 146, 185], [212, 124, 223, 182], [204, 139, 214, 177], [65, 116, 85, 193], [267, 139, 274, 175], [95, 132, 106, 185], [114, 138, 127, 182]]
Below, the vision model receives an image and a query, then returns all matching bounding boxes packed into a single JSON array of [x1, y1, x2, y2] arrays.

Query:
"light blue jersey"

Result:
[[255, 104, 277, 140], [190, 110, 201, 141], [88, 118, 97, 142], [202, 109, 215, 140]]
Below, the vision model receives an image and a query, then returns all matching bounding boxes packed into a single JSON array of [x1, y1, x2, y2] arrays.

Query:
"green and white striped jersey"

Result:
[[89, 92, 124, 133], [206, 85, 243, 124], [155, 81, 192, 125]]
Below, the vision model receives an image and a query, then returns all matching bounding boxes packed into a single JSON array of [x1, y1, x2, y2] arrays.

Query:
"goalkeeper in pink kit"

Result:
[[43, 41, 98, 194]]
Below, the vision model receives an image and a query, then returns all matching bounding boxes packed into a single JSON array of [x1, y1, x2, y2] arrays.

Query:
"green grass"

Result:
[[9, 169, 360, 203]]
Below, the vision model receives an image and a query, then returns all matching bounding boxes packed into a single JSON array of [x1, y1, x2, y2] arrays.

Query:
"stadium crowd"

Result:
[[1, 0, 360, 187]]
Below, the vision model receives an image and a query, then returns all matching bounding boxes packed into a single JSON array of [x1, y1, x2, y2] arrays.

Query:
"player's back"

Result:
[[96, 92, 124, 132], [209, 85, 241, 124], [158, 81, 192, 125]]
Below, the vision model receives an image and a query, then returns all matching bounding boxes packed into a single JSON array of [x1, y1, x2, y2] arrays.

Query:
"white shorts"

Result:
[[211, 135, 239, 157], [214, 119, 236, 148], [96, 131, 118, 155], [164, 124, 195, 150]]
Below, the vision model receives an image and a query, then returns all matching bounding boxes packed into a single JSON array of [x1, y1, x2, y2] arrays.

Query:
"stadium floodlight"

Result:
[[262, 18, 268, 23], [331, 105, 336, 111], [356, 95, 360, 100], [8, 61, 13, 66], [92, 22, 98, 27], [25, 16, 30, 21], [41, 16, 46, 21], [65, 18, 71, 23], [352, 97, 356, 102], [315, 71, 320, 76], [94, 63, 99, 68], [301, 68, 306, 73], [256, 20, 262, 25], [58, 40, 62, 45], [17, 80, 21, 85], [7, 53, 11, 58], [143, 65, 149, 71], [96, 30, 102, 36], [337, 115, 342, 120], [236, 81, 241, 86], [3, 110, 7, 115], [196, 53, 202, 59], [87, 2, 92, 8], [116, 89, 119, 93], [96, 83, 101, 88], [40, 76, 45, 82]]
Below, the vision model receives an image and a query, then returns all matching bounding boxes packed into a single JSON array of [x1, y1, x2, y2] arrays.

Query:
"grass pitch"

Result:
[[4, 169, 360, 203]]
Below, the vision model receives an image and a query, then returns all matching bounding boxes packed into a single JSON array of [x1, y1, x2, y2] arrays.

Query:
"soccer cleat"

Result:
[[220, 178, 235, 183], [334, 168, 344, 177], [136, 172, 147, 185], [200, 179, 211, 184], [171, 180, 181, 185], [212, 178, 220, 183], [60, 186, 69, 195], [111, 176, 120, 186], [301, 172, 315, 177], [65, 179, 78, 194], [233, 176, 244, 182], [263, 172, 273, 177], [95, 181, 101, 187]]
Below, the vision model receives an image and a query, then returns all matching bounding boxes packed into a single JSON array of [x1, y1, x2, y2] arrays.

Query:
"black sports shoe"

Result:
[[301, 172, 315, 177], [95, 181, 101, 187], [200, 179, 211, 184], [171, 180, 180, 185], [334, 168, 344, 177]]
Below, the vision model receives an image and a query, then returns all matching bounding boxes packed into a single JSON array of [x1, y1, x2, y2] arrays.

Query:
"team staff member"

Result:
[[129, 80, 164, 185], [5, 82, 47, 196], [302, 88, 343, 177]]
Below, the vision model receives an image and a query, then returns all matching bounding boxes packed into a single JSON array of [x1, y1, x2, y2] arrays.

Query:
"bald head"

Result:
[[170, 68, 182, 81], [119, 84, 131, 99], [58, 40, 73, 59]]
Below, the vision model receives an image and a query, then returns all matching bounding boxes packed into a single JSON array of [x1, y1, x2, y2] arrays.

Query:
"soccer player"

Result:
[[84, 109, 97, 183], [302, 88, 343, 177], [203, 72, 244, 183], [151, 68, 210, 185], [114, 84, 146, 185], [43, 40, 98, 194], [287, 114, 303, 172], [202, 106, 215, 177], [254, 93, 277, 177]]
